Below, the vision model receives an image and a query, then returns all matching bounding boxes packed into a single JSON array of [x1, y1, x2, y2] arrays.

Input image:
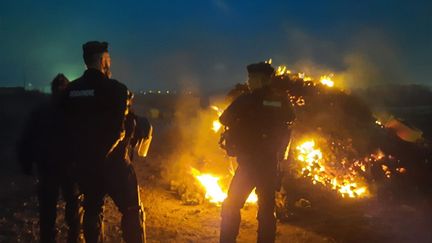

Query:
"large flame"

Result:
[[295, 139, 368, 198], [192, 168, 258, 204], [195, 173, 227, 203]]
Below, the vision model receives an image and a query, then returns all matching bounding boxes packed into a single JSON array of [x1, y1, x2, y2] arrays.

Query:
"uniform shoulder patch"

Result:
[[69, 89, 95, 97], [263, 100, 282, 107]]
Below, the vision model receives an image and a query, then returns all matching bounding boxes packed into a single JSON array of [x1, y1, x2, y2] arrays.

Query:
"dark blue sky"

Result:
[[0, 0, 431, 92]]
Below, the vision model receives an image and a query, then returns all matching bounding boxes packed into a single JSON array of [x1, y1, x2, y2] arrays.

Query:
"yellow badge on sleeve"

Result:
[[263, 100, 281, 107]]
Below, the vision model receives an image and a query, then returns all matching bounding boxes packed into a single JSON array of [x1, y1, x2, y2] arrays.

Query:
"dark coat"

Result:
[[220, 86, 295, 157], [60, 69, 128, 165]]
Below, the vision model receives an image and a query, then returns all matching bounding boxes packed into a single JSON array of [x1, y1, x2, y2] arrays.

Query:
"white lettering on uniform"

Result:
[[263, 100, 281, 107], [69, 89, 95, 97]]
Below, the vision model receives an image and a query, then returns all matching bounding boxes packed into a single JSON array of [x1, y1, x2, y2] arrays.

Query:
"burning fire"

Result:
[[211, 106, 223, 133], [273, 62, 338, 89], [192, 168, 258, 204], [212, 120, 222, 133], [320, 74, 335, 87], [298, 72, 313, 81], [295, 139, 369, 198], [275, 65, 291, 76], [199, 105, 257, 204]]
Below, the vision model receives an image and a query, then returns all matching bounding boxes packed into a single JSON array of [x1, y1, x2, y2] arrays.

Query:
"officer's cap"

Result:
[[82, 41, 109, 57], [247, 62, 274, 76]]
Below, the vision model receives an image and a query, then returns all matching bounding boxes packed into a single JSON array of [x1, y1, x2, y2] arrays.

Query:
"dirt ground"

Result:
[[1, 157, 432, 243]]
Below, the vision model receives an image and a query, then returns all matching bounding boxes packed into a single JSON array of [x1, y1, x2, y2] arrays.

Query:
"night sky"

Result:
[[0, 0, 431, 92]]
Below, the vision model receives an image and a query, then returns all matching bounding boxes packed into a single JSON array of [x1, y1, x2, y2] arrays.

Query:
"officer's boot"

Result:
[[219, 201, 241, 243], [121, 204, 146, 243]]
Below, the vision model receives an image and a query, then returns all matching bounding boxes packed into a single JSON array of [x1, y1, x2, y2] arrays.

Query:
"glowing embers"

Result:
[[275, 65, 292, 76], [273, 62, 338, 88], [295, 139, 369, 198], [290, 95, 306, 107], [191, 168, 258, 204], [298, 72, 313, 81], [296, 140, 323, 165]]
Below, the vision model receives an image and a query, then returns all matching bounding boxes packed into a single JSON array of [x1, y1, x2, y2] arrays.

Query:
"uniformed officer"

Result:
[[61, 41, 145, 243], [219, 62, 295, 243], [17, 74, 82, 243]]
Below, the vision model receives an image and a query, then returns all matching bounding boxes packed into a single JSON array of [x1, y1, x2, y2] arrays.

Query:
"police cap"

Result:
[[247, 62, 274, 76], [82, 41, 109, 57]]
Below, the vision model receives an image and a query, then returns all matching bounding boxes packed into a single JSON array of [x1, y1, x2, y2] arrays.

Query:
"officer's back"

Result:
[[221, 86, 294, 155], [62, 42, 127, 166]]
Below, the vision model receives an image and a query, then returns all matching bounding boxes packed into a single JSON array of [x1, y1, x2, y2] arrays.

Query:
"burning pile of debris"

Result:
[[163, 62, 432, 212], [260, 66, 431, 220]]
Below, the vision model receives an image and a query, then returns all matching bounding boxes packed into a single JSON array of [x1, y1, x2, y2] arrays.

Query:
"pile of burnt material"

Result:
[[277, 74, 432, 205]]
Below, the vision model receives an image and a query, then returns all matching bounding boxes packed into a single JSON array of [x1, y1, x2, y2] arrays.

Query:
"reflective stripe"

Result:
[[69, 89, 95, 97], [263, 100, 281, 107]]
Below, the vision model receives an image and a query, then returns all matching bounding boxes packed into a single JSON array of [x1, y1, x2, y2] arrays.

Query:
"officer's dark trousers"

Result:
[[78, 160, 145, 243], [37, 166, 82, 243], [220, 153, 278, 243]]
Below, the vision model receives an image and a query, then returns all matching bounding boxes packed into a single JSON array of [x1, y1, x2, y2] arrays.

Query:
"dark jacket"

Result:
[[220, 86, 295, 156], [61, 69, 128, 165]]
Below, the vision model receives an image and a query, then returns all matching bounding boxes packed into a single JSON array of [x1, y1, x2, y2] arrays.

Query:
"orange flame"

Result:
[[211, 105, 224, 133], [296, 139, 369, 198], [275, 65, 292, 76], [319, 74, 335, 87], [191, 168, 257, 204], [212, 120, 222, 133]]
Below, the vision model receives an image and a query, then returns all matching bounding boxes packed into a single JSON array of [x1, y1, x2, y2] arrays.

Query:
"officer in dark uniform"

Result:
[[61, 41, 145, 243], [17, 74, 82, 243], [219, 62, 295, 243]]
